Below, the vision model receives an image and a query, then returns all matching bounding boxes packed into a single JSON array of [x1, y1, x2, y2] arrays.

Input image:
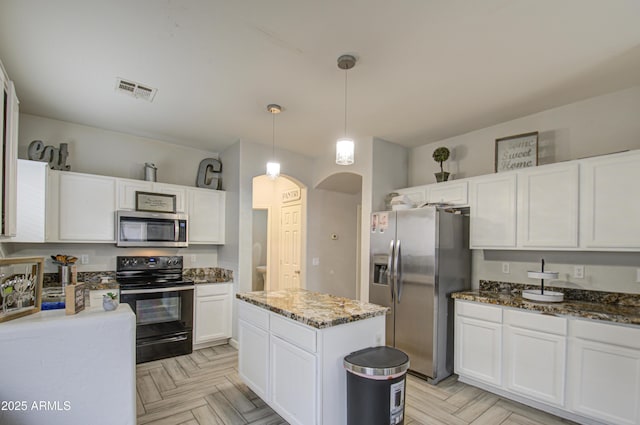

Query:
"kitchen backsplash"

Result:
[[183, 267, 233, 282], [43, 267, 233, 287], [479, 280, 640, 307]]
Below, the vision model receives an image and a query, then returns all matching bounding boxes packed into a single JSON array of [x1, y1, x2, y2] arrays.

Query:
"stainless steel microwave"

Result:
[[116, 211, 188, 247]]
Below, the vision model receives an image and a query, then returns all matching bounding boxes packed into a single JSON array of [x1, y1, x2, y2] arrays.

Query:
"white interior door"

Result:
[[280, 203, 302, 289]]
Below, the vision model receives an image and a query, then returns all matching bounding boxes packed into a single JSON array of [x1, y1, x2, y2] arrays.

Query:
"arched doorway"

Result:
[[252, 174, 307, 291], [313, 172, 363, 299]]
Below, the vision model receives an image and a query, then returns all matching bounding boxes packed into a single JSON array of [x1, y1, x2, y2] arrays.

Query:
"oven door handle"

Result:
[[121, 285, 195, 295], [137, 334, 189, 347]]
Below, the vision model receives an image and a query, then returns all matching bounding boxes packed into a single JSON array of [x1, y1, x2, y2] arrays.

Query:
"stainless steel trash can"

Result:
[[344, 346, 410, 425]]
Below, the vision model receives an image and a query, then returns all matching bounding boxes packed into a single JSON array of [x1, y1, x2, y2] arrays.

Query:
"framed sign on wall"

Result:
[[135, 191, 177, 213], [495, 132, 538, 172]]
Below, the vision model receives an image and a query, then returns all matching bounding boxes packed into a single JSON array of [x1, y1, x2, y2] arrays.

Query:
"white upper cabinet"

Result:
[[116, 179, 186, 213], [427, 180, 468, 205], [469, 173, 517, 248], [517, 162, 579, 248], [580, 150, 640, 249], [11, 160, 49, 242], [394, 185, 428, 207], [116, 179, 153, 210], [1, 73, 19, 238], [57, 172, 117, 242], [153, 182, 188, 213], [188, 188, 225, 244]]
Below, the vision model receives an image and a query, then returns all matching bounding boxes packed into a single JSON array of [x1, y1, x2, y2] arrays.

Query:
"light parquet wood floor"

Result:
[[136, 345, 577, 425]]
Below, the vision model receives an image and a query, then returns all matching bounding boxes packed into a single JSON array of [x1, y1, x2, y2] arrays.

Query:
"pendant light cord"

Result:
[[272, 112, 276, 159], [344, 69, 348, 137]]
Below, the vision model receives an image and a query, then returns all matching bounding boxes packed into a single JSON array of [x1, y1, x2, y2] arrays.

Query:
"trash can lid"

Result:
[[343, 346, 410, 377]]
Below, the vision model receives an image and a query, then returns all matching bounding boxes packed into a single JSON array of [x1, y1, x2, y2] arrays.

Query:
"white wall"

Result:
[[407, 86, 640, 294], [372, 137, 408, 212], [473, 250, 640, 295], [18, 114, 219, 186], [410, 85, 640, 185], [306, 189, 360, 299], [311, 136, 409, 302], [4, 114, 223, 270]]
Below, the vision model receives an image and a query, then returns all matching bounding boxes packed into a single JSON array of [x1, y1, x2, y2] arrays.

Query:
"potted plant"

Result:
[[432, 147, 450, 182], [102, 292, 118, 311]]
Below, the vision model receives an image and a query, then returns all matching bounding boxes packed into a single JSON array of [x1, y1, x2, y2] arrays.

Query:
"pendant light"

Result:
[[266, 104, 282, 179], [336, 54, 356, 165]]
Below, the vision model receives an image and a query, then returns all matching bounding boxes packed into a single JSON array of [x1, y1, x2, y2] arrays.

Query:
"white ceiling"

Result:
[[1, 1, 640, 158]]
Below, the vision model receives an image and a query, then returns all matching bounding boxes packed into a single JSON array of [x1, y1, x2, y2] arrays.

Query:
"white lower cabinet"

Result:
[[238, 319, 269, 400], [270, 335, 317, 425], [455, 301, 503, 386], [504, 310, 566, 407], [194, 284, 231, 346], [455, 300, 640, 425], [567, 319, 640, 425]]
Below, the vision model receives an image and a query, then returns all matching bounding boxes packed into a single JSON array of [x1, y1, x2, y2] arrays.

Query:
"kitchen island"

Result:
[[236, 288, 388, 425]]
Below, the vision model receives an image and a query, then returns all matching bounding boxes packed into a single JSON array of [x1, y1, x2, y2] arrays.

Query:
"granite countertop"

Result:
[[236, 288, 389, 329], [452, 290, 640, 326]]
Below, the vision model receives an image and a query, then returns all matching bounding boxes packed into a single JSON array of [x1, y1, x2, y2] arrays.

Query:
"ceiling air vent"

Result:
[[115, 78, 157, 102]]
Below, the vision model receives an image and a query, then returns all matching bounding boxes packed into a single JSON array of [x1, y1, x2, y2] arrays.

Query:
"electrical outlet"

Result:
[[312, 257, 320, 266], [502, 262, 510, 274], [636, 268, 640, 283], [190, 254, 197, 264], [375, 333, 383, 346], [574, 265, 585, 279], [80, 255, 89, 265]]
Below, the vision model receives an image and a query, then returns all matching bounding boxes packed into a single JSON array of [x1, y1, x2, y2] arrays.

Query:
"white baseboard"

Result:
[[229, 338, 239, 350]]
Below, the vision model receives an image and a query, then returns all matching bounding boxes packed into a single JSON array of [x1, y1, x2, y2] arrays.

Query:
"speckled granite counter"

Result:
[[236, 288, 389, 329], [184, 267, 233, 284], [452, 291, 640, 325]]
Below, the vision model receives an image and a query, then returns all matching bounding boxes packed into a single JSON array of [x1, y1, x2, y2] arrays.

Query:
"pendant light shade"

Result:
[[266, 104, 282, 180], [336, 54, 356, 166], [266, 161, 280, 179], [336, 138, 354, 165]]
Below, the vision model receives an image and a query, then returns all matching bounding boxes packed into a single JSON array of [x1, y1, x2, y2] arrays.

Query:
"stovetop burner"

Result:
[[116, 256, 192, 290]]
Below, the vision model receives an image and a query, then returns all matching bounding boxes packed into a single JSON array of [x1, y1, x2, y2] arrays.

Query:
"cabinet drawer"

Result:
[[238, 301, 269, 330], [571, 319, 640, 350], [196, 283, 229, 297], [270, 315, 317, 353], [456, 300, 502, 323], [505, 309, 567, 336]]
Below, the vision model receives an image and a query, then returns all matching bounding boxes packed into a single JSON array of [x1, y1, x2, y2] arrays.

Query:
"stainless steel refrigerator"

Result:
[[369, 206, 470, 383]]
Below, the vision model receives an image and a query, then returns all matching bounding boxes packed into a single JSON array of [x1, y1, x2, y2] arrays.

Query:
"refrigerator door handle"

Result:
[[394, 239, 401, 303], [387, 240, 395, 300], [395, 239, 402, 304]]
